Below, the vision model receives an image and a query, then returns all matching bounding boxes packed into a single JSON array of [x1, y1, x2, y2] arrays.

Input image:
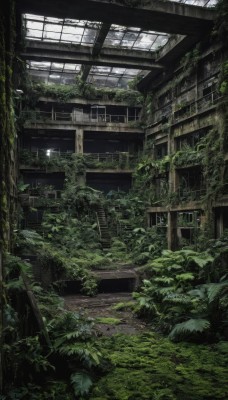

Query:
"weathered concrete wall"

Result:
[[0, 0, 17, 252]]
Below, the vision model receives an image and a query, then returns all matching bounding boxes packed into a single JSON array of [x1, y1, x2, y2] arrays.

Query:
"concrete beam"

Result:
[[137, 34, 202, 90], [25, 40, 157, 61], [81, 23, 111, 81], [24, 122, 144, 133], [22, 40, 162, 70], [157, 34, 199, 64], [92, 23, 111, 57], [37, 96, 142, 106], [81, 65, 92, 81], [18, 0, 216, 36], [86, 169, 133, 174]]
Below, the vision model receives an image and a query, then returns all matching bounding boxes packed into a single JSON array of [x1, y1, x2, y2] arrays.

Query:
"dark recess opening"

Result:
[[98, 278, 135, 293], [57, 278, 135, 294], [86, 172, 132, 193]]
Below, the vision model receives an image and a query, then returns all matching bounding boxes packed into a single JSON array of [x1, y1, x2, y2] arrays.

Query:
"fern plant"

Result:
[[169, 318, 210, 340], [134, 248, 228, 340], [70, 372, 93, 396]]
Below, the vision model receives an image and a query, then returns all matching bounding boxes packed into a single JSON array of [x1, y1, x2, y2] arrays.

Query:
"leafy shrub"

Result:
[[134, 249, 228, 341]]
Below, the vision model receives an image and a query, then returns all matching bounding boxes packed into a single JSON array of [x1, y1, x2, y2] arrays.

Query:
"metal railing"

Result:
[[84, 152, 129, 165], [177, 187, 206, 202], [173, 91, 221, 122], [150, 188, 206, 207], [21, 110, 139, 124], [19, 189, 62, 207], [20, 149, 73, 163], [29, 188, 62, 197], [30, 149, 73, 159], [153, 91, 222, 125], [20, 150, 139, 169]]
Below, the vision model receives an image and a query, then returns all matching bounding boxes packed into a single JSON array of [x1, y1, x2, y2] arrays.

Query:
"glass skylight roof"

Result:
[[23, 14, 163, 88], [26, 61, 81, 84], [170, 0, 217, 6], [23, 0, 218, 89], [87, 66, 148, 88], [24, 14, 100, 45], [104, 25, 169, 51]]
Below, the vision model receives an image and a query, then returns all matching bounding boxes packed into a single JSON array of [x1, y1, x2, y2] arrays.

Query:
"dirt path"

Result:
[[63, 292, 147, 335]]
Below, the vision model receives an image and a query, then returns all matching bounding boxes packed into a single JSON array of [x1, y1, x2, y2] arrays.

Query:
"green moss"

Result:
[[112, 301, 135, 311], [89, 333, 228, 400], [96, 317, 122, 325]]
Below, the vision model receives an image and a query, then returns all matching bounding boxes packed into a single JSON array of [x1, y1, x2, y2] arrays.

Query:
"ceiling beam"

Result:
[[24, 40, 157, 61], [81, 65, 92, 81], [80, 22, 111, 81], [137, 34, 201, 90], [22, 40, 164, 70], [17, 0, 216, 36], [92, 22, 111, 57]]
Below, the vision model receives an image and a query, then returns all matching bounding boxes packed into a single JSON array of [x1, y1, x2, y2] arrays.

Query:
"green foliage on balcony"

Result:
[[172, 145, 203, 168], [27, 80, 143, 106]]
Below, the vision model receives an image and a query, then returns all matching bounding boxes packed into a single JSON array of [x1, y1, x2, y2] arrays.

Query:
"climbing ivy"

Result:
[[179, 46, 201, 71], [213, 0, 228, 42], [219, 61, 228, 95]]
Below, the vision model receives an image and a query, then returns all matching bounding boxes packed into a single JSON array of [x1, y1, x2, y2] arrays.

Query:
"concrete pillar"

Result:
[[168, 131, 179, 195], [215, 209, 224, 238], [75, 128, 84, 154], [147, 212, 151, 228], [167, 211, 178, 250]]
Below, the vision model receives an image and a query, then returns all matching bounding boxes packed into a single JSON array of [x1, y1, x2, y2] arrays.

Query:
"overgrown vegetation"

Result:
[[19, 150, 133, 171], [22, 78, 143, 107], [219, 61, 228, 95], [88, 333, 228, 400], [2, 1, 228, 398], [2, 253, 103, 399], [133, 240, 228, 341], [0, 0, 17, 252]]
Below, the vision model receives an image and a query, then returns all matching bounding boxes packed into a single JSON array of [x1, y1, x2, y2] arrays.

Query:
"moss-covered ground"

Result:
[[89, 333, 228, 400]]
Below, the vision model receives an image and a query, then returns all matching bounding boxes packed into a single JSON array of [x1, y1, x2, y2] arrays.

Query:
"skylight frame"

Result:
[[169, 0, 218, 7], [104, 25, 170, 52], [26, 60, 82, 84], [23, 14, 101, 46], [23, 0, 218, 89], [87, 66, 149, 88]]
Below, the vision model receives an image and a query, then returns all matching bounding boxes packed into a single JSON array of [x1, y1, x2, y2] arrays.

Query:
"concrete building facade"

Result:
[[13, 0, 228, 248]]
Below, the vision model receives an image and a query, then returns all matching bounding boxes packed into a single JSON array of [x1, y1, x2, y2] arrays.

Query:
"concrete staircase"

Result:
[[96, 205, 111, 249]]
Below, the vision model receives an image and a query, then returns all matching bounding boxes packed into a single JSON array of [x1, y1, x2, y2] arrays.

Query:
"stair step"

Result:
[[97, 205, 111, 249]]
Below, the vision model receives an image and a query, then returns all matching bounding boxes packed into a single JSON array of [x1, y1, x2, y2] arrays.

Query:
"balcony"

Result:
[[152, 91, 222, 128], [20, 149, 135, 171], [173, 91, 221, 123], [20, 149, 73, 169], [84, 152, 134, 170], [19, 188, 62, 208], [21, 110, 140, 126], [176, 187, 206, 203]]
